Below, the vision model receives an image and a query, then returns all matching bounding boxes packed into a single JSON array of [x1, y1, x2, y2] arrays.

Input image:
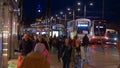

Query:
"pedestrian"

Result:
[[34, 43, 50, 63], [82, 34, 89, 53], [82, 34, 89, 61], [74, 38, 82, 68], [60, 38, 72, 68], [18, 34, 33, 68], [71, 35, 77, 67], [19, 33, 33, 56], [20, 52, 50, 68], [41, 35, 49, 51], [57, 37, 64, 62], [52, 37, 57, 52]]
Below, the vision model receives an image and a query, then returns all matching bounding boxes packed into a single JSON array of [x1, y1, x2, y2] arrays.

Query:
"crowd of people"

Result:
[[18, 33, 89, 68]]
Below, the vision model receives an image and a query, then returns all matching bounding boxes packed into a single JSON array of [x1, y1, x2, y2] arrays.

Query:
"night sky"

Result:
[[23, 0, 120, 25]]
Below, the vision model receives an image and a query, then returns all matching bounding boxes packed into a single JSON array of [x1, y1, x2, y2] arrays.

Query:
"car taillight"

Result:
[[92, 36, 96, 39]]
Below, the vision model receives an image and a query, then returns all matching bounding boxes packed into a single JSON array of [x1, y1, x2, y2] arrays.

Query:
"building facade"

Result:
[[0, 0, 20, 67]]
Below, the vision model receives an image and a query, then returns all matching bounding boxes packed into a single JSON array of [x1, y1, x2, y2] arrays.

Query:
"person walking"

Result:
[[19, 33, 33, 56], [82, 34, 89, 53], [82, 34, 89, 61], [20, 52, 50, 68], [18, 34, 34, 68], [74, 38, 82, 68], [34, 43, 50, 63], [60, 38, 72, 68], [57, 37, 64, 62]]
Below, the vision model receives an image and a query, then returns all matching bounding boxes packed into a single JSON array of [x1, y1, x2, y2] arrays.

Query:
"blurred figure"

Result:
[[82, 34, 89, 61], [41, 35, 49, 51], [33, 35, 39, 49], [60, 38, 72, 68], [18, 34, 33, 68], [74, 38, 82, 68], [82, 34, 89, 52], [19, 34, 33, 56], [33, 35, 39, 44], [20, 52, 50, 68], [57, 37, 64, 62], [34, 43, 50, 63], [71, 35, 77, 67], [51, 37, 57, 52], [49, 36, 52, 51]]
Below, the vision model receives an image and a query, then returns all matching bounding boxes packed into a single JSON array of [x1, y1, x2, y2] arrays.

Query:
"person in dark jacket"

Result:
[[57, 37, 64, 62], [60, 38, 72, 68], [82, 34, 89, 45], [82, 34, 89, 52], [19, 34, 33, 56]]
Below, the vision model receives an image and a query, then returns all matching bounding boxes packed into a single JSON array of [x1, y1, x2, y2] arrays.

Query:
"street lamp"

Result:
[[77, 8, 81, 11], [60, 11, 63, 15], [67, 8, 71, 11], [77, 2, 81, 6], [90, 2, 94, 6], [83, 2, 94, 18], [67, 2, 81, 20]]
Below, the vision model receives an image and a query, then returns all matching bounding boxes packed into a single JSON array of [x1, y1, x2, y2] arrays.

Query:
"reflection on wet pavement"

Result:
[[87, 44, 120, 68]]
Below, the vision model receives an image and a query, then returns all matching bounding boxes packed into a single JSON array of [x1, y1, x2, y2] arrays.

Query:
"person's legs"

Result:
[[78, 59, 83, 68], [66, 60, 70, 68], [63, 60, 66, 68], [58, 48, 60, 62]]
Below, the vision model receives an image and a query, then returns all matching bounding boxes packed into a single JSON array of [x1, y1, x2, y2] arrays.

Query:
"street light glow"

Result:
[[38, 10, 41, 12], [77, 8, 81, 11], [60, 11, 63, 15], [90, 3, 93, 6], [67, 8, 71, 11], [77, 2, 81, 6], [69, 12, 72, 15], [55, 14, 58, 17]]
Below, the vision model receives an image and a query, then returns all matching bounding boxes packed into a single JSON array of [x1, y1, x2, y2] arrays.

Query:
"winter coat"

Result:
[[20, 52, 50, 68], [19, 39, 33, 56], [61, 44, 72, 61], [82, 35, 89, 46]]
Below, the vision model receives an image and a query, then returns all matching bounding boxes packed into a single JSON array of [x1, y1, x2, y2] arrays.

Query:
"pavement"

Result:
[[8, 44, 120, 68]]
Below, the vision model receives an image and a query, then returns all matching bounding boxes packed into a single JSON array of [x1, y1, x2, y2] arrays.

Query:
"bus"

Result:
[[75, 18, 92, 41], [105, 29, 118, 45], [90, 20, 107, 43]]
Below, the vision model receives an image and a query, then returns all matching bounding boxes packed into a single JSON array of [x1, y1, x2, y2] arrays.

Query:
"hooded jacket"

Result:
[[20, 52, 50, 68]]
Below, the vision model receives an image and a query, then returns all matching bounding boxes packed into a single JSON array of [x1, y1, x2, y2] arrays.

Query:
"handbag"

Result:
[[17, 54, 23, 68]]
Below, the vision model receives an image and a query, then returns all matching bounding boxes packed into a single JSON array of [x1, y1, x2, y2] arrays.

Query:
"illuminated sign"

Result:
[[77, 21, 89, 27], [78, 24, 88, 27], [96, 26, 104, 28]]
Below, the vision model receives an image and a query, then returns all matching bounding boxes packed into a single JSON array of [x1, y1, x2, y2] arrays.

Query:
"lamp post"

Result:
[[102, 0, 104, 20], [83, 2, 94, 18], [67, 2, 81, 20]]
